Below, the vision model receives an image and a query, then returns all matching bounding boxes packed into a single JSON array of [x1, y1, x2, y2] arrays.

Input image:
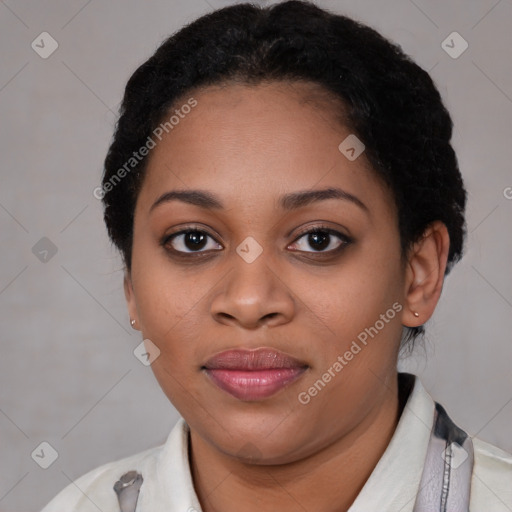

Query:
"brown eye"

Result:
[[289, 228, 352, 253], [164, 230, 222, 254]]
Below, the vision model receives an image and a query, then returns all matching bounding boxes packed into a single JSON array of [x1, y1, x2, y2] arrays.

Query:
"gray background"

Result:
[[0, 0, 511, 510]]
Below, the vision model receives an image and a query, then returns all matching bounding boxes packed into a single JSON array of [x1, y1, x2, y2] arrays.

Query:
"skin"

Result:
[[124, 80, 450, 512]]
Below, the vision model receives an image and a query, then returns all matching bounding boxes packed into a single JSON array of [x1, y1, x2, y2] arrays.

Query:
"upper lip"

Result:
[[203, 347, 308, 370]]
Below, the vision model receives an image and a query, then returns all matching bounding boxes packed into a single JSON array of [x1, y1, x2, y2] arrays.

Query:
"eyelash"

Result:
[[161, 224, 353, 259]]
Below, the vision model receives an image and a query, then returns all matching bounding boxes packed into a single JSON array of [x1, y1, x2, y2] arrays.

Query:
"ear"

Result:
[[402, 221, 450, 328], [124, 270, 139, 330]]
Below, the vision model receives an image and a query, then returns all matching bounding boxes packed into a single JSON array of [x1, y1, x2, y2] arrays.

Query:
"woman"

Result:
[[41, 1, 512, 511]]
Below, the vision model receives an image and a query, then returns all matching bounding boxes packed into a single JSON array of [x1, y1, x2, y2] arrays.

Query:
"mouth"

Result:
[[202, 347, 309, 401]]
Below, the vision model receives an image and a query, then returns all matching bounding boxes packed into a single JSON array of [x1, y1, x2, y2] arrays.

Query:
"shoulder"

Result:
[[40, 444, 162, 512], [470, 436, 512, 511]]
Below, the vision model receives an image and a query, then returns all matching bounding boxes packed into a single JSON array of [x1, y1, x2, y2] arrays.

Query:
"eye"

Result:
[[288, 227, 352, 253], [162, 224, 352, 258], [163, 228, 222, 254]]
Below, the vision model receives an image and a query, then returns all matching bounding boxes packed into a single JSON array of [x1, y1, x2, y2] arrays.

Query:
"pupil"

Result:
[[310, 232, 329, 250], [185, 231, 207, 251]]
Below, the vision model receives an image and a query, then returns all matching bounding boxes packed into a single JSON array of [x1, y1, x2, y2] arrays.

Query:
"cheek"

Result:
[[130, 268, 212, 406], [131, 240, 206, 337], [302, 244, 403, 341]]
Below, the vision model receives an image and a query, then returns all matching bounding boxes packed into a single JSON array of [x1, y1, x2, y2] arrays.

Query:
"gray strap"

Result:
[[413, 402, 474, 512], [113, 470, 143, 512]]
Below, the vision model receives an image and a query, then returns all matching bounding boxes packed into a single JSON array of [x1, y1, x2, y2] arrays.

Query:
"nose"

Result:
[[210, 247, 296, 330]]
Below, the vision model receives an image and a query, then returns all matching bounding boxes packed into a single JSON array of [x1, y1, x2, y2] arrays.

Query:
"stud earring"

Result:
[[413, 311, 420, 317], [130, 319, 136, 328]]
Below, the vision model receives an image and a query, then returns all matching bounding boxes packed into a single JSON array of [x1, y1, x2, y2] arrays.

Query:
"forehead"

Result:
[[137, 81, 395, 220]]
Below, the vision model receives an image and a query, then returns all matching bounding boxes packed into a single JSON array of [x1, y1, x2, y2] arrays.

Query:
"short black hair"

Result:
[[101, 0, 467, 344]]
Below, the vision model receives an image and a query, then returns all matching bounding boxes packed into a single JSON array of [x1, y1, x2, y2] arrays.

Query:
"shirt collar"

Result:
[[348, 373, 435, 511], [143, 373, 435, 511]]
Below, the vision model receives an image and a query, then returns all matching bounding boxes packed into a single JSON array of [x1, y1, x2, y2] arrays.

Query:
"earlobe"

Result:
[[124, 270, 139, 330], [402, 221, 450, 327]]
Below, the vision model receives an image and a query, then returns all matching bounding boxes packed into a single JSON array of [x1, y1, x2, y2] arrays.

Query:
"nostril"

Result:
[[218, 312, 236, 321]]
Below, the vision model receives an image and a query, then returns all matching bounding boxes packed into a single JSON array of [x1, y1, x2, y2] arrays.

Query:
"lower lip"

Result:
[[204, 367, 307, 401]]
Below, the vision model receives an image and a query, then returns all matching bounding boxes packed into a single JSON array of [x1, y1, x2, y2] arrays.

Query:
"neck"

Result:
[[190, 372, 404, 512]]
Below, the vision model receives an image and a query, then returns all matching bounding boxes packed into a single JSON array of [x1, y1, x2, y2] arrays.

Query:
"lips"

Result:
[[203, 348, 308, 401]]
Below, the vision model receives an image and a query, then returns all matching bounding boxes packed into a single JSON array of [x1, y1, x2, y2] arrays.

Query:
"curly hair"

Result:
[[101, 0, 467, 343]]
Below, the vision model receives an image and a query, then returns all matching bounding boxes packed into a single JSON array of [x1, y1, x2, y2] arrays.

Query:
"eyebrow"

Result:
[[149, 187, 368, 213]]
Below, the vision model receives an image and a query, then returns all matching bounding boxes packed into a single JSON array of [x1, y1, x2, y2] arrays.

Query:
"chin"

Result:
[[197, 411, 315, 465]]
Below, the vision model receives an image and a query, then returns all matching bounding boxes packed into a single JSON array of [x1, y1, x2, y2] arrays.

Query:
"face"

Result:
[[125, 80, 408, 464]]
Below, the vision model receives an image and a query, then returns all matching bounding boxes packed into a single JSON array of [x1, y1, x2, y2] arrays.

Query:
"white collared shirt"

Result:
[[41, 375, 512, 511]]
